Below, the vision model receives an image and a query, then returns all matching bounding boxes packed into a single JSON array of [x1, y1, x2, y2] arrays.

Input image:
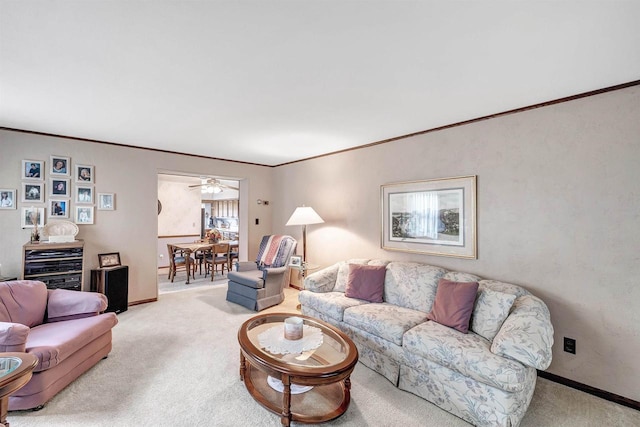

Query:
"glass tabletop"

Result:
[[0, 357, 22, 378], [243, 314, 352, 370]]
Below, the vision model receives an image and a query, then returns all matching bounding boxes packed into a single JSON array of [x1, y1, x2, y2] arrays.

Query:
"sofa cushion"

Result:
[[0, 281, 48, 327], [303, 263, 340, 293], [471, 288, 517, 342], [298, 291, 368, 322], [227, 270, 264, 288], [427, 279, 479, 333], [403, 321, 531, 393], [334, 259, 370, 292], [384, 262, 447, 312], [442, 271, 483, 283], [344, 264, 386, 303], [479, 279, 529, 298], [343, 303, 427, 346], [26, 313, 118, 372]]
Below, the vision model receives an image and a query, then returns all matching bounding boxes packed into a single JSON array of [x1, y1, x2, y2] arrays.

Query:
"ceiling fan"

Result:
[[189, 178, 239, 194]]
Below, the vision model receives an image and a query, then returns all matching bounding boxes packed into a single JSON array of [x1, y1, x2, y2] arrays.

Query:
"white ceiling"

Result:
[[2, 1, 639, 166]]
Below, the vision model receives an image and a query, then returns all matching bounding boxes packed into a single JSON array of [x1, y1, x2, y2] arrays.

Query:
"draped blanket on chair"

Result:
[[257, 235, 296, 268]]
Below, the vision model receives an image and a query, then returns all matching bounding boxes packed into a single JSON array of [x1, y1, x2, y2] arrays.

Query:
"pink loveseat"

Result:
[[0, 280, 118, 410]]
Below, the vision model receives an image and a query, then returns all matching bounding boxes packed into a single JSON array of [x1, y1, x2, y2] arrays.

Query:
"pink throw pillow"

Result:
[[344, 264, 386, 303], [426, 278, 479, 333]]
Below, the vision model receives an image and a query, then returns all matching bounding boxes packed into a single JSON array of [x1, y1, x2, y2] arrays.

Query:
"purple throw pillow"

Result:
[[426, 278, 479, 333], [344, 264, 386, 303]]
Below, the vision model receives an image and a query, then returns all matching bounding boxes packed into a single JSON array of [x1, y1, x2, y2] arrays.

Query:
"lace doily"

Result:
[[258, 324, 323, 355]]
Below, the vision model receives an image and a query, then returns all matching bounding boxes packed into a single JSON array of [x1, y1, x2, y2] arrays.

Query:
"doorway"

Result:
[[157, 173, 241, 293]]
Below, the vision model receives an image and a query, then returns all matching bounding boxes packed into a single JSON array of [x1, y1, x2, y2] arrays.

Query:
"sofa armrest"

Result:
[[264, 266, 286, 276], [490, 294, 554, 370], [0, 322, 30, 352], [304, 263, 339, 293], [235, 261, 258, 272], [46, 289, 108, 322]]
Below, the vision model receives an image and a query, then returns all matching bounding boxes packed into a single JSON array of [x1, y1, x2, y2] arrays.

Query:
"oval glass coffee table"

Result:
[[238, 313, 358, 426], [0, 353, 38, 427]]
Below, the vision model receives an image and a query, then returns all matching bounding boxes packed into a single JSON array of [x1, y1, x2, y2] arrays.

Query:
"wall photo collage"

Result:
[[1, 156, 117, 231]]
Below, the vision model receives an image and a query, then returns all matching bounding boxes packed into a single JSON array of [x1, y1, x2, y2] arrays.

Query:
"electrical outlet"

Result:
[[255, 218, 259, 225], [564, 337, 576, 354]]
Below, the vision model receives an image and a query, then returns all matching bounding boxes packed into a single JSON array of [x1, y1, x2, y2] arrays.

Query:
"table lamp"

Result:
[[286, 206, 324, 263]]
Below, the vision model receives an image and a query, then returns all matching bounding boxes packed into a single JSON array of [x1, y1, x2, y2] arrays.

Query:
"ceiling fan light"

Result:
[[212, 184, 223, 193]]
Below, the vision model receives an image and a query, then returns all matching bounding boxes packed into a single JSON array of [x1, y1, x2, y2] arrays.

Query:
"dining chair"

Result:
[[167, 244, 195, 282], [193, 239, 209, 275], [204, 243, 230, 280], [228, 242, 239, 271]]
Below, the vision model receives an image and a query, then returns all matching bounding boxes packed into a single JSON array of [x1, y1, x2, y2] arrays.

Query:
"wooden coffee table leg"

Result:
[[1, 395, 9, 427], [239, 352, 246, 381], [281, 375, 291, 426]]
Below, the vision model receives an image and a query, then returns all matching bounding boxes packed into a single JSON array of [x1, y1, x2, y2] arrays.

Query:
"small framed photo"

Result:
[[49, 199, 70, 218], [0, 189, 16, 209], [289, 255, 302, 268], [98, 252, 121, 268], [97, 193, 115, 210], [50, 156, 70, 176], [22, 207, 45, 228], [22, 182, 44, 203], [50, 178, 70, 197], [76, 186, 93, 204], [75, 206, 94, 224], [22, 160, 44, 180], [75, 164, 94, 183]]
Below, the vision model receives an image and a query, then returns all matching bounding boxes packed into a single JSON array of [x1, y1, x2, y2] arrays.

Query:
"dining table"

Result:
[[172, 240, 239, 284]]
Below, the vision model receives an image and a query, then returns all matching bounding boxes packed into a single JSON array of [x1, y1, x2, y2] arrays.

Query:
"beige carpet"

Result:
[[9, 284, 640, 427]]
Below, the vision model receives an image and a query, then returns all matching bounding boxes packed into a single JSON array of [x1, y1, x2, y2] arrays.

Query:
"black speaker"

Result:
[[91, 266, 129, 314]]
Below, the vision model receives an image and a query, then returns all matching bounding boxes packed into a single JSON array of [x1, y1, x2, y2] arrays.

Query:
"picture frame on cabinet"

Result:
[[98, 252, 121, 268], [289, 255, 302, 268], [0, 189, 16, 209]]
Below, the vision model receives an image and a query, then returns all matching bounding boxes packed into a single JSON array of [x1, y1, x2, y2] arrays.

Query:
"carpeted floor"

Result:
[[9, 284, 640, 427], [157, 267, 228, 294]]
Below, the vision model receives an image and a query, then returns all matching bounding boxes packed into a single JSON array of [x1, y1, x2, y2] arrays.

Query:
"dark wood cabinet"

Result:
[[21, 240, 85, 290]]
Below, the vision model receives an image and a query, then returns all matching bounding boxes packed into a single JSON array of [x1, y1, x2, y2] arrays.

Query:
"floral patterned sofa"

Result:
[[298, 259, 554, 427]]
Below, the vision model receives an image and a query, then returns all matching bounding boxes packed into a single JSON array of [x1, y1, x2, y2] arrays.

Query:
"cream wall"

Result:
[[1, 85, 637, 402], [157, 174, 201, 236], [272, 85, 640, 402], [0, 130, 274, 303], [156, 174, 202, 268]]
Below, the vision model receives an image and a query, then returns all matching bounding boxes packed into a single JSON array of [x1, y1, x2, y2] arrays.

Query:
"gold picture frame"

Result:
[[381, 175, 477, 259]]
